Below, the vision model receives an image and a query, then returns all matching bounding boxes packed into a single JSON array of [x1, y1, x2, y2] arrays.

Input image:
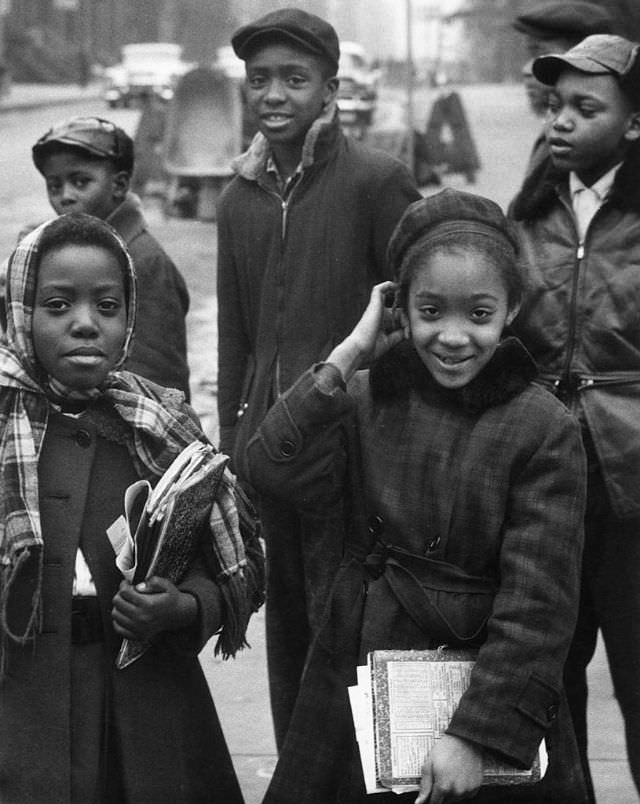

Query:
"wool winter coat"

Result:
[[109, 193, 191, 398], [510, 148, 640, 518], [216, 111, 420, 474], [246, 339, 588, 803], [0, 399, 244, 804]]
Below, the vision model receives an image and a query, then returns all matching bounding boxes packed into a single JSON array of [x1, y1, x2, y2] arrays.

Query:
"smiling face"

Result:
[[402, 246, 518, 390], [40, 148, 128, 219], [545, 69, 640, 184], [244, 42, 338, 159], [32, 243, 127, 390]]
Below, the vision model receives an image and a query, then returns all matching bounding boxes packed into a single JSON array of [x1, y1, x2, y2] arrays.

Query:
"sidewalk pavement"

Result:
[[0, 80, 103, 112], [205, 615, 638, 804], [3, 78, 636, 803]]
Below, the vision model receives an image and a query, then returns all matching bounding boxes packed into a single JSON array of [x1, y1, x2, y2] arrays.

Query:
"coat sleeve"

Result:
[[162, 554, 225, 655], [125, 234, 191, 398], [245, 364, 353, 508], [446, 403, 586, 767], [216, 201, 252, 456]]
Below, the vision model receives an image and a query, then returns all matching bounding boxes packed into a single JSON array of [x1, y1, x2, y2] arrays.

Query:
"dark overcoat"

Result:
[[246, 339, 588, 803], [0, 402, 243, 804], [109, 193, 191, 398], [216, 112, 420, 470]]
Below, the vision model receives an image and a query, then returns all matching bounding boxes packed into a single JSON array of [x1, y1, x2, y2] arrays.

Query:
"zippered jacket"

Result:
[[216, 109, 419, 476], [510, 146, 640, 518]]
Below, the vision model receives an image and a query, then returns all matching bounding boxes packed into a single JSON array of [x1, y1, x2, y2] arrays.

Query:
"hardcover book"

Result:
[[348, 648, 547, 795], [107, 441, 228, 669]]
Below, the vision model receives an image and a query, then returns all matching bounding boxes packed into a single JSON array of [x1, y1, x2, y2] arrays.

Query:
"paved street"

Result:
[[0, 80, 637, 803]]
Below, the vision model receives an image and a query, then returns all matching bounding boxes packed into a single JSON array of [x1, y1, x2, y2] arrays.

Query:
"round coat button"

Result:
[[75, 429, 92, 448], [546, 704, 558, 722], [279, 440, 296, 457]]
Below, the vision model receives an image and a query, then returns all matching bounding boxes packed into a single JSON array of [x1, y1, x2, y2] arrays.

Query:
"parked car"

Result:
[[214, 45, 246, 81], [337, 41, 381, 130], [104, 42, 193, 108]]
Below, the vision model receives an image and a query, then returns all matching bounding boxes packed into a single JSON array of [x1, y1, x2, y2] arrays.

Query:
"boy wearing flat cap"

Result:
[[28, 116, 191, 397], [217, 7, 419, 747], [512, 0, 613, 180], [510, 34, 640, 800]]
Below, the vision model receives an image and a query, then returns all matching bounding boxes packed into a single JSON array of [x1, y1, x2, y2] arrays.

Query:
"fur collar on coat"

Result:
[[510, 142, 640, 221], [369, 337, 537, 413], [231, 101, 339, 182]]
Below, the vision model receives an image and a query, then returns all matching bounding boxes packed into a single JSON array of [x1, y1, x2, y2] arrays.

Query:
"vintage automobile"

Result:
[[104, 42, 193, 108], [337, 41, 381, 132]]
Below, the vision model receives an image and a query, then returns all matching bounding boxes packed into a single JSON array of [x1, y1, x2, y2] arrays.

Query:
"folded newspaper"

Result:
[[107, 441, 229, 669], [348, 648, 548, 795]]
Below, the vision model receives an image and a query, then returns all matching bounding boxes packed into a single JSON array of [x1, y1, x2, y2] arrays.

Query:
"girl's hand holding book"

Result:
[[415, 734, 483, 804], [111, 576, 198, 641]]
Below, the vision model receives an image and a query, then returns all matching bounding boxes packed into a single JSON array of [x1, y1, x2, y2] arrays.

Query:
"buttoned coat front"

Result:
[[246, 340, 588, 803], [0, 402, 243, 804]]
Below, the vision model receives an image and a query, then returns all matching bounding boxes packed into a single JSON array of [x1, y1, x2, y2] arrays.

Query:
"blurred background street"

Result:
[[1, 0, 639, 800], [0, 76, 636, 804]]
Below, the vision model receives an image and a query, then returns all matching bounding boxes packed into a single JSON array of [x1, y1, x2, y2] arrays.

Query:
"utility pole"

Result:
[[406, 0, 415, 177], [0, 0, 6, 97]]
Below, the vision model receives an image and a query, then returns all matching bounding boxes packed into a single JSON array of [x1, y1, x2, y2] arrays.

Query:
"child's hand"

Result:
[[326, 281, 406, 383], [111, 577, 198, 641], [415, 734, 483, 804]]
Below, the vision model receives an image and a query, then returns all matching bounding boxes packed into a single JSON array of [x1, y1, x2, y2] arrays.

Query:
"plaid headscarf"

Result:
[[0, 215, 261, 671]]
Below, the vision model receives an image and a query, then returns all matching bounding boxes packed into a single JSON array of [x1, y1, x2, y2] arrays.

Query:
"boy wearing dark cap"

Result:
[[30, 116, 190, 397], [512, 0, 613, 185], [510, 34, 640, 801], [217, 8, 419, 747]]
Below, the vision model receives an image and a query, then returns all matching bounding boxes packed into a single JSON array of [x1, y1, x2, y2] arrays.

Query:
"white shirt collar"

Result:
[[569, 163, 622, 202]]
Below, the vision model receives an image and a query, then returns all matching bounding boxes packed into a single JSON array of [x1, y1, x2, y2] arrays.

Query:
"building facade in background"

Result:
[[1, 0, 638, 85]]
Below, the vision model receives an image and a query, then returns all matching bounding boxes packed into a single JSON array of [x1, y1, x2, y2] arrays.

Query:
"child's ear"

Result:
[[399, 308, 411, 339], [323, 76, 339, 107], [505, 302, 521, 327], [112, 170, 130, 200], [624, 111, 640, 143]]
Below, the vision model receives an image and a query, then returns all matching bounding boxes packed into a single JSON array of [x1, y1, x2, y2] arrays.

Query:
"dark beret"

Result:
[[513, 1, 613, 39], [387, 188, 518, 276], [231, 7, 339, 72]]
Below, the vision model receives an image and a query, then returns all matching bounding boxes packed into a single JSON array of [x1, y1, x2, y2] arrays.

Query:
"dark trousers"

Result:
[[563, 458, 640, 801], [260, 496, 344, 750]]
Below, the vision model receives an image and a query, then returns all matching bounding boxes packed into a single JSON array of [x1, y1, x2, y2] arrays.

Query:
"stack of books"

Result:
[[348, 648, 547, 794]]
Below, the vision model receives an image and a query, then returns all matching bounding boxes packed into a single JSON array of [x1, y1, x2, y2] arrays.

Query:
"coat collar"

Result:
[[369, 337, 538, 413], [511, 142, 640, 221], [107, 192, 146, 244], [231, 101, 340, 182]]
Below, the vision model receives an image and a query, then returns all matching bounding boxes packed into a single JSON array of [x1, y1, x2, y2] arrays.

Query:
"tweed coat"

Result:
[[246, 338, 588, 803], [510, 146, 640, 518], [0, 402, 244, 804]]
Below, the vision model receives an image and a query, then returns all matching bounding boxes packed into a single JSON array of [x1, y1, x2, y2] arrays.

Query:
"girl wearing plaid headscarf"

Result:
[[0, 213, 261, 803]]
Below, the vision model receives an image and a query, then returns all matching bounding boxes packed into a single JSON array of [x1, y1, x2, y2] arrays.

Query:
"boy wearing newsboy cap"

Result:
[[217, 7, 419, 747], [29, 116, 191, 397], [510, 34, 640, 800], [512, 0, 613, 178]]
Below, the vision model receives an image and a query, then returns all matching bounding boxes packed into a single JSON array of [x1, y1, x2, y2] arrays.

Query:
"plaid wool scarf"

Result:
[[0, 216, 260, 674]]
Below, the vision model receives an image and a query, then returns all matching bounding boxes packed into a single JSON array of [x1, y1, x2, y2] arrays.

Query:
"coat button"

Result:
[[546, 704, 558, 722], [75, 429, 92, 448], [279, 440, 296, 457]]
